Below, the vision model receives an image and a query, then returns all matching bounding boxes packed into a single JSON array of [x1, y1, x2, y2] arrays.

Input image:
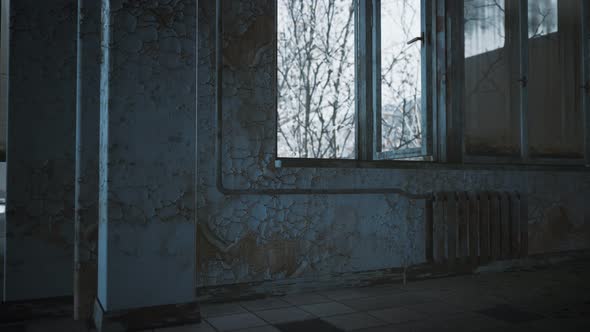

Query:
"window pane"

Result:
[[464, 0, 521, 156], [380, 0, 422, 152], [528, 0, 558, 38], [464, 0, 505, 57], [528, 0, 583, 158], [277, 0, 356, 159]]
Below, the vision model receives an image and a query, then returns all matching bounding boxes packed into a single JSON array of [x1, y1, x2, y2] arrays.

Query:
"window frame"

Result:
[[275, 0, 590, 169], [584, 0, 590, 167], [371, 0, 435, 161], [275, 0, 437, 163], [461, 0, 590, 166]]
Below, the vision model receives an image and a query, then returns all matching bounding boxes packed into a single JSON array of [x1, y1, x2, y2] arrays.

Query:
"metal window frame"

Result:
[[274, 0, 437, 163], [462, 0, 590, 167], [274, 0, 590, 168], [582, 0, 590, 166], [372, 0, 436, 161], [356, 0, 374, 161]]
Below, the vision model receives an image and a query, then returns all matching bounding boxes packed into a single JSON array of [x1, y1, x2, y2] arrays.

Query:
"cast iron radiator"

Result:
[[425, 192, 528, 267]]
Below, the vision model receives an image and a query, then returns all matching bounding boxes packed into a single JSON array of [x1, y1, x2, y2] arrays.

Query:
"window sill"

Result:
[[275, 158, 590, 172]]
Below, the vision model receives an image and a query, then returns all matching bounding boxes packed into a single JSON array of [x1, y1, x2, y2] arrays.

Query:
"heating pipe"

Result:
[[214, 0, 432, 200]]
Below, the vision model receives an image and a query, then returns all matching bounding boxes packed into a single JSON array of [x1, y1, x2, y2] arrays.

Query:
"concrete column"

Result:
[[74, 0, 101, 320], [4, 0, 77, 301], [94, 0, 198, 329]]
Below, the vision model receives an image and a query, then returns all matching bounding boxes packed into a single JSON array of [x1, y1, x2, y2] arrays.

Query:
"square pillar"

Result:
[[74, 0, 101, 320], [94, 0, 198, 329], [4, 0, 77, 302]]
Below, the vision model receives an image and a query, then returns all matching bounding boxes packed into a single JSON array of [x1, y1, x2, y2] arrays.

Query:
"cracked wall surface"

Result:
[[74, 0, 101, 319], [4, 0, 77, 301], [1, 0, 588, 307], [196, 0, 590, 294], [97, 0, 197, 311]]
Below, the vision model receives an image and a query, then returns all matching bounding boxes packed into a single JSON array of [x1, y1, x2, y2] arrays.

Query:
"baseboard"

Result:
[[197, 249, 590, 303], [93, 298, 200, 332], [0, 296, 72, 323]]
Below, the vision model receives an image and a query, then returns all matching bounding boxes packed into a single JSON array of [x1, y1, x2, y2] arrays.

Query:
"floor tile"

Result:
[[25, 319, 88, 332], [299, 301, 355, 317], [354, 325, 403, 332], [477, 304, 545, 323], [322, 312, 387, 331], [155, 321, 216, 332], [439, 312, 510, 331], [340, 292, 432, 312], [367, 307, 427, 324], [282, 292, 331, 306], [255, 307, 315, 324], [201, 302, 248, 318], [0, 324, 26, 332], [206, 313, 268, 331], [239, 298, 292, 312], [386, 320, 453, 332], [320, 288, 374, 301], [526, 317, 590, 332], [275, 318, 344, 332], [235, 325, 282, 332], [439, 292, 508, 312], [355, 285, 407, 298], [404, 301, 466, 317]]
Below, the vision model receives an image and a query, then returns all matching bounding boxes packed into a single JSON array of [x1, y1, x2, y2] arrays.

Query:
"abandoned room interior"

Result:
[[0, 0, 590, 331]]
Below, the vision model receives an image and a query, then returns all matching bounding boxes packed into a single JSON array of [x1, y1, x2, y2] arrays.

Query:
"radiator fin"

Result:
[[426, 191, 528, 267]]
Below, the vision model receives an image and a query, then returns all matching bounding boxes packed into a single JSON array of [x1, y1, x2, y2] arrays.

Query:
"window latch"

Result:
[[407, 33, 424, 45], [517, 76, 528, 88]]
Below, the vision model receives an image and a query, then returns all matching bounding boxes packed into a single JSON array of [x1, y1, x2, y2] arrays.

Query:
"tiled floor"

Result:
[[2, 260, 590, 331]]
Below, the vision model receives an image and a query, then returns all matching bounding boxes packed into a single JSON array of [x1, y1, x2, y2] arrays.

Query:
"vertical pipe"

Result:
[[583, 0, 590, 166], [519, 0, 529, 161], [74, 0, 82, 320]]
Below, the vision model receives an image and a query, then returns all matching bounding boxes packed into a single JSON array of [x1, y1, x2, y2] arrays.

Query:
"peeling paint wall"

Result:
[[196, 0, 590, 295], [97, 0, 197, 311], [1, 0, 587, 308], [4, 0, 77, 301], [74, 0, 101, 318]]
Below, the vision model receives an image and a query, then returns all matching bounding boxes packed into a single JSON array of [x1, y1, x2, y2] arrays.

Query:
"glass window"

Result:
[[277, 0, 356, 159], [528, 0, 584, 158], [380, 0, 423, 152], [464, 0, 505, 57], [464, 0, 521, 156], [528, 0, 558, 38]]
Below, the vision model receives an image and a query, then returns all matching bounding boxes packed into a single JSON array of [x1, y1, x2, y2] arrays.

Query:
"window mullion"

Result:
[[445, 0, 463, 163], [436, 0, 446, 162], [583, 0, 590, 166], [356, 0, 374, 161], [372, 0, 381, 158], [421, 0, 434, 158], [517, 0, 529, 162]]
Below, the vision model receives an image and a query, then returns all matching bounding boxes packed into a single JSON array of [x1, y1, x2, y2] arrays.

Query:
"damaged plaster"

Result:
[[196, 0, 590, 295], [4, 0, 77, 301], [97, 0, 197, 311]]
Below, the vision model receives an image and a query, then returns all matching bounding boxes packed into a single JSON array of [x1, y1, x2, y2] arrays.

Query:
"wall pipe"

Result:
[[214, 0, 432, 200]]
